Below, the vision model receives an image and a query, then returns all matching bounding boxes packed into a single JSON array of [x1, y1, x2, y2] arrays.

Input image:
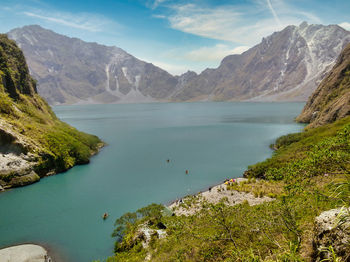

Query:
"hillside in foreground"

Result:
[[297, 43, 350, 128], [0, 34, 103, 190], [104, 44, 350, 262]]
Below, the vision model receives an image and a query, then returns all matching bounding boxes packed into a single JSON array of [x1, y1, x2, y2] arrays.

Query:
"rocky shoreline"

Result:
[[0, 142, 105, 192], [0, 244, 52, 262], [168, 178, 275, 216]]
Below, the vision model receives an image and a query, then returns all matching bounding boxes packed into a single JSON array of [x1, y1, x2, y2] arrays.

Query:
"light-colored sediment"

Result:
[[0, 244, 51, 262], [169, 178, 275, 216], [0, 153, 34, 173]]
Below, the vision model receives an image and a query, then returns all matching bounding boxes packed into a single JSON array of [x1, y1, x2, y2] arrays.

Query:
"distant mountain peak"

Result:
[[172, 22, 350, 102], [8, 25, 180, 104], [299, 21, 309, 29], [7, 23, 350, 104]]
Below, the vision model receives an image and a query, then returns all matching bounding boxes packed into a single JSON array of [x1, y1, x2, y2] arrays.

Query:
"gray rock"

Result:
[[314, 208, 350, 261], [0, 244, 50, 262], [9, 171, 40, 187]]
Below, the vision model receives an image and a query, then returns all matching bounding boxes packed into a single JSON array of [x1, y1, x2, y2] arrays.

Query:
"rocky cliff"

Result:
[[296, 43, 350, 127], [0, 34, 103, 190]]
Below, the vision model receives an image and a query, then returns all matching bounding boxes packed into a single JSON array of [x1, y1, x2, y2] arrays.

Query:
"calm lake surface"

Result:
[[0, 102, 304, 261]]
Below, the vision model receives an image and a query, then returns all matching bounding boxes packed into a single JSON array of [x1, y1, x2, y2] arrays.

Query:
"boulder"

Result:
[[9, 171, 40, 187], [314, 208, 350, 260]]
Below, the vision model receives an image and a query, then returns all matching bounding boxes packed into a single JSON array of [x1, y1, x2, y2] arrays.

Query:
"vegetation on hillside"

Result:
[[246, 116, 350, 179], [0, 34, 103, 187], [104, 116, 350, 261]]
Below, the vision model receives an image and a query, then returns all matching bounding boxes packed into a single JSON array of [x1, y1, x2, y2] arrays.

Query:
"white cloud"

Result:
[[147, 60, 190, 75], [185, 44, 249, 62], [168, 4, 242, 42], [296, 11, 322, 24], [22, 10, 120, 32], [161, 1, 322, 45], [339, 22, 350, 31]]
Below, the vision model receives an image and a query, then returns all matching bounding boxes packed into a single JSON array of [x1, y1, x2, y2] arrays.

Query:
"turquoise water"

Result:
[[0, 102, 304, 261]]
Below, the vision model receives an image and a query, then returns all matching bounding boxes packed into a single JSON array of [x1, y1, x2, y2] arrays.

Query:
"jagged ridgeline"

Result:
[[8, 23, 350, 104], [0, 34, 103, 189]]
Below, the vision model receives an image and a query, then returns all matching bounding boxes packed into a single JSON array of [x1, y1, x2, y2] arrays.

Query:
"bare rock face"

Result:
[[173, 22, 350, 102], [0, 244, 50, 262], [8, 25, 179, 105], [296, 43, 350, 127], [314, 208, 350, 261]]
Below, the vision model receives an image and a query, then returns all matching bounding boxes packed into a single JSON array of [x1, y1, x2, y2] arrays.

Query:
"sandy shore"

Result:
[[0, 244, 52, 262], [169, 178, 274, 216]]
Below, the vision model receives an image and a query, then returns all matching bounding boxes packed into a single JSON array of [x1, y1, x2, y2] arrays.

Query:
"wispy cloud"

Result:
[[153, 14, 166, 19], [22, 9, 120, 32], [167, 4, 242, 42], [150, 60, 190, 75], [185, 44, 249, 62], [339, 22, 350, 31], [152, 0, 168, 9], [154, 1, 322, 45], [266, 0, 281, 26]]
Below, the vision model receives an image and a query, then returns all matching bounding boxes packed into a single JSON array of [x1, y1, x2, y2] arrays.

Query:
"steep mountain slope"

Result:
[[7, 23, 350, 104], [296, 43, 350, 128], [0, 34, 103, 190], [172, 22, 350, 102], [8, 25, 179, 105]]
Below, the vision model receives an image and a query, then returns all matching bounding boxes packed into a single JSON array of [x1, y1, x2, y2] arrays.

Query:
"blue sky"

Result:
[[0, 0, 349, 75]]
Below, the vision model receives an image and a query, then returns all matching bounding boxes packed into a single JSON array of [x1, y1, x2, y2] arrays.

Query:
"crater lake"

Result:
[[0, 102, 304, 261]]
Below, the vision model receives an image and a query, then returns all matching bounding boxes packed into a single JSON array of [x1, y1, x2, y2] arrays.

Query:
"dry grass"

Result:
[[226, 179, 285, 198]]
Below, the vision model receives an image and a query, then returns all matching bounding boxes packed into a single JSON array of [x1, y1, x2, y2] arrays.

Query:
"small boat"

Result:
[[102, 212, 109, 220]]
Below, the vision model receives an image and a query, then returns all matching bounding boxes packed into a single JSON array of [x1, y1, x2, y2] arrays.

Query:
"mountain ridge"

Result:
[[172, 22, 350, 102], [7, 22, 350, 104], [8, 25, 180, 105]]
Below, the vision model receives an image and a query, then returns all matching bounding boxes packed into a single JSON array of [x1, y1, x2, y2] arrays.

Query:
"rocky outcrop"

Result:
[[135, 225, 167, 249], [0, 244, 51, 262], [313, 208, 350, 261], [297, 43, 350, 127], [0, 34, 37, 99], [0, 34, 103, 190]]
